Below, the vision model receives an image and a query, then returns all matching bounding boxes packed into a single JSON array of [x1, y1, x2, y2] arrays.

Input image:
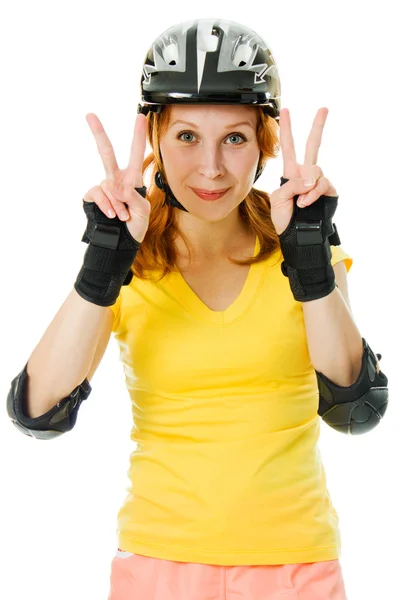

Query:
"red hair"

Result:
[[133, 105, 281, 282]]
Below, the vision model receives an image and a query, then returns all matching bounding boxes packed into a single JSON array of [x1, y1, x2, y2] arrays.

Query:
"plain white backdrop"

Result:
[[1, 1, 398, 599]]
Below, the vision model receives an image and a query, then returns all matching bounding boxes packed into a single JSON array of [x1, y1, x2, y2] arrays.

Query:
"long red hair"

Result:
[[133, 105, 281, 282]]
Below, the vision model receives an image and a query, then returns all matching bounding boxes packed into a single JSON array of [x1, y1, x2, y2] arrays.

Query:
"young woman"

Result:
[[97, 18, 352, 599], [9, 17, 387, 600]]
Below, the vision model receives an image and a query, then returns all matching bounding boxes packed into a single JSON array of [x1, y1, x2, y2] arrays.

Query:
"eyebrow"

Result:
[[170, 119, 253, 129]]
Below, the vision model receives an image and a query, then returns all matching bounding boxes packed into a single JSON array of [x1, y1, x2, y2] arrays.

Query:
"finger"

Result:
[[304, 107, 329, 166], [86, 113, 120, 179], [297, 176, 331, 207], [279, 108, 298, 177], [100, 180, 130, 221], [273, 177, 318, 205], [84, 185, 121, 219], [125, 113, 148, 187]]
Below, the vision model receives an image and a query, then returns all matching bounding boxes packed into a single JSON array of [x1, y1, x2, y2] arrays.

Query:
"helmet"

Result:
[[137, 18, 282, 212]]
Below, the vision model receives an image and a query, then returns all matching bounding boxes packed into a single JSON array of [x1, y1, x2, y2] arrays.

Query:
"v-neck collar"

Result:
[[162, 235, 279, 326]]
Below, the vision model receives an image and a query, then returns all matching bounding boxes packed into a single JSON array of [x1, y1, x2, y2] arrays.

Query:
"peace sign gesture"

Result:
[[83, 112, 151, 243], [270, 107, 338, 236]]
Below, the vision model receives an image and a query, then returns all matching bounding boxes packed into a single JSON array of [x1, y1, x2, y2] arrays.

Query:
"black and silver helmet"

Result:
[[137, 18, 282, 210], [138, 18, 281, 119]]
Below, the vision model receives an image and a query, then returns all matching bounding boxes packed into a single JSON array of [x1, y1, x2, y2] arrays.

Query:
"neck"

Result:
[[174, 209, 252, 262]]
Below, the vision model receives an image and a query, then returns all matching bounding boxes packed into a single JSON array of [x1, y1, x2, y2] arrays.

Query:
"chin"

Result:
[[197, 204, 240, 222]]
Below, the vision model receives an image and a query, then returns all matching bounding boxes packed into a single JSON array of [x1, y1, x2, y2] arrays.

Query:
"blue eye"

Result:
[[178, 132, 195, 143], [177, 131, 247, 145], [229, 134, 246, 144]]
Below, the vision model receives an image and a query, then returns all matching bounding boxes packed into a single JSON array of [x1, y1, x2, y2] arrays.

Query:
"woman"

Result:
[[12, 16, 387, 599], [101, 18, 351, 599]]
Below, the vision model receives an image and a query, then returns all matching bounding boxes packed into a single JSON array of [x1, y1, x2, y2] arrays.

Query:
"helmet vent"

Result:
[[198, 28, 219, 53], [161, 37, 179, 66], [232, 41, 253, 68]]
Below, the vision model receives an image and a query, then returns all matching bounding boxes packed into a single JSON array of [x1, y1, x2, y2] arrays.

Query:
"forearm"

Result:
[[301, 286, 364, 387], [26, 287, 110, 418]]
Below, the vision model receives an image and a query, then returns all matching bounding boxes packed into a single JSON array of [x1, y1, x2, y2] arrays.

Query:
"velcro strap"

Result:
[[281, 227, 333, 271], [91, 224, 121, 250], [83, 242, 138, 276]]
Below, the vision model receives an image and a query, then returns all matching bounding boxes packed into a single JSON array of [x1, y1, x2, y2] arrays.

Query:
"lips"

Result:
[[192, 188, 229, 194], [190, 187, 230, 201]]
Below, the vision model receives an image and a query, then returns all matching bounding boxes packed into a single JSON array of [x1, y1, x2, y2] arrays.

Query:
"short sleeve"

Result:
[[108, 292, 122, 334], [330, 245, 353, 273]]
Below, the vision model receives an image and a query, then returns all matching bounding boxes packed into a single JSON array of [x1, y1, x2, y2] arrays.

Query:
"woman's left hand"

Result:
[[270, 107, 339, 236]]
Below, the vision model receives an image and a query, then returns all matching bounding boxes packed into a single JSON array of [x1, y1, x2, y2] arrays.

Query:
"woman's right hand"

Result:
[[83, 112, 151, 244]]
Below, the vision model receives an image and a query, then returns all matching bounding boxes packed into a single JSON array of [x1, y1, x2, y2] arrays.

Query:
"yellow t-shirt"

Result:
[[108, 236, 353, 566]]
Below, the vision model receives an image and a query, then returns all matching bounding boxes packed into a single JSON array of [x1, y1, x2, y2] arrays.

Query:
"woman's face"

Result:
[[159, 104, 259, 220]]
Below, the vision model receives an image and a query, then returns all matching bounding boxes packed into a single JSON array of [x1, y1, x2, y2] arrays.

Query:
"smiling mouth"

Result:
[[190, 188, 230, 200], [191, 188, 229, 194]]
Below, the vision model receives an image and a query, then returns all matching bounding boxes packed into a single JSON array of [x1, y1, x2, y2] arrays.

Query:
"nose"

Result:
[[197, 145, 224, 179]]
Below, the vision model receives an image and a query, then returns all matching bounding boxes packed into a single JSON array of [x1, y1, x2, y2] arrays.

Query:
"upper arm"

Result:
[[333, 260, 352, 314], [86, 308, 114, 383]]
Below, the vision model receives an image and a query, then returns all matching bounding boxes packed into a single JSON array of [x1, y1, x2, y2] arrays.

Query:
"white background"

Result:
[[1, 1, 398, 599]]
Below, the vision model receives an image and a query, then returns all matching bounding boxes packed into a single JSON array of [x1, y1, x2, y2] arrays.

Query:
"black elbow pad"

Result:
[[316, 338, 389, 435], [7, 362, 92, 440]]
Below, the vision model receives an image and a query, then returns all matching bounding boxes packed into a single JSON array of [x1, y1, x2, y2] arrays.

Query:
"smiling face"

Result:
[[159, 104, 260, 221]]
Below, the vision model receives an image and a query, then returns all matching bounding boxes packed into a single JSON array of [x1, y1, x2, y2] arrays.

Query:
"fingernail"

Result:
[[107, 208, 116, 218], [121, 210, 129, 220], [304, 178, 316, 187]]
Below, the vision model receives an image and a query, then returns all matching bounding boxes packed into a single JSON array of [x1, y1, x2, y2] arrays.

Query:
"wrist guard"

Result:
[[317, 338, 389, 435], [74, 186, 147, 307], [278, 177, 341, 302]]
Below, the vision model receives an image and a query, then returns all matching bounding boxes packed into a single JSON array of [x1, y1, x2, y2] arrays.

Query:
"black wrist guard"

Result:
[[278, 177, 341, 302], [74, 186, 147, 307]]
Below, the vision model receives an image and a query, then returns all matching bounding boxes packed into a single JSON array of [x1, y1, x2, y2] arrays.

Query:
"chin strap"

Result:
[[155, 171, 189, 212]]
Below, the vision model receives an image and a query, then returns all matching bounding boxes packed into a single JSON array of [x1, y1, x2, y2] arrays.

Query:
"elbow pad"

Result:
[[316, 337, 389, 435], [6, 362, 92, 440]]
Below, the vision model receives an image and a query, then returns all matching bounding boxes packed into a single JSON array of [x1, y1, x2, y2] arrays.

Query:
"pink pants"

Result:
[[107, 549, 348, 599]]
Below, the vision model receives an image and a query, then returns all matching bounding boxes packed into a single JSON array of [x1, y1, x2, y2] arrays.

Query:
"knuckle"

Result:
[[83, 185, 98, 201]]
